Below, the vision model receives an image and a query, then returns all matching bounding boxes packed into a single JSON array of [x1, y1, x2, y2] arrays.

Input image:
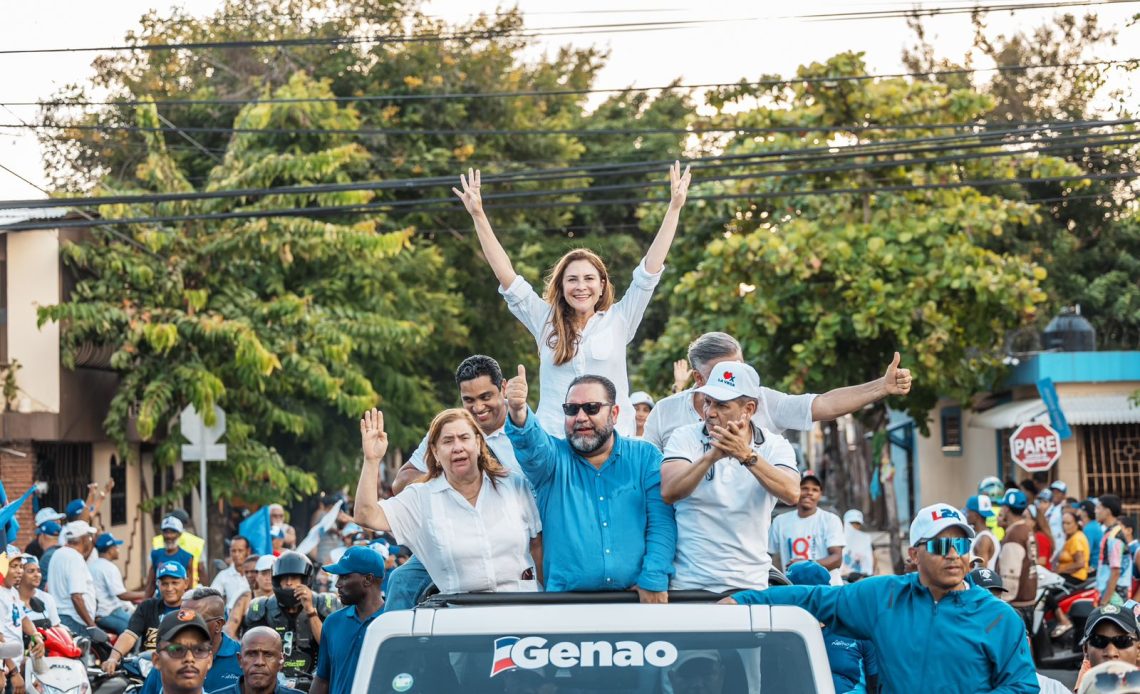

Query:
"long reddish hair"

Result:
[[542, 249, 615, 366], [418, 409, 507, 488]]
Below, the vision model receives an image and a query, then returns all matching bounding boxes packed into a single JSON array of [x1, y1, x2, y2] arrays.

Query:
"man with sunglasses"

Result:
[[659, 361, 799, 593], [153, 609, 214, 694], [505, 368, 676, 603], [1074, 605, 1140, 692], [139, 587, 243, 694], [720, 502, 1037, 692]]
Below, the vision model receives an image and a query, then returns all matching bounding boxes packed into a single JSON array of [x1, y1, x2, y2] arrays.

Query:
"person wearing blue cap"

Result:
[[787, 561, 879, 694], [965, 495, 1000, 571], [996, 489, 1039, 628], [103, 561, 190, 674], [90, 532, 144, 634], [310, 546, 386, 694], [146, 516, 196, 599], [721, 502, 1038, 693], [23, 508, 64, 560]]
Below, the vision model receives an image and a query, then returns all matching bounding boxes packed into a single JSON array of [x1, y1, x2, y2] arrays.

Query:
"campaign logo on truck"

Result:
[[490, 636, 679, 677]]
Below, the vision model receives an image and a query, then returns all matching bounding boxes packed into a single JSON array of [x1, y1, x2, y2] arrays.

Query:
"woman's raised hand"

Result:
[[668, 160, 692, 210], [452, 167, 484, 216], [360, 408, 389, 464]]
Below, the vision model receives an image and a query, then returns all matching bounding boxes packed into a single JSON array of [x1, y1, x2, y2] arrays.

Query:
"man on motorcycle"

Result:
[[242, 552, 339, 691], [17, 556, 59, 627], [1, 548, 45, 694], [102, 561, 189, 673], [153, 609, 214, 694], [138, 587, 244, 694]]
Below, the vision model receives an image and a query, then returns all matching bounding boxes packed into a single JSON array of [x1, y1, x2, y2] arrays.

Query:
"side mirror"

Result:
[[28, 597, 46, 613]]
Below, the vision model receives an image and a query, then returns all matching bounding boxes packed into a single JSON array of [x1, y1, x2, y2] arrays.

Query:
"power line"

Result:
[[10, 59, 1137, 109], [3, 2, 1138, 57], [3, 171, 1134, 232], [6, 122, 1136, 211]]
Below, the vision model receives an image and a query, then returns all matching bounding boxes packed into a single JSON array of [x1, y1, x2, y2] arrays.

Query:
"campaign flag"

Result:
[[239, 506, 273, 556], [296, 500, 344, 557], [0, 484, 36, 548]]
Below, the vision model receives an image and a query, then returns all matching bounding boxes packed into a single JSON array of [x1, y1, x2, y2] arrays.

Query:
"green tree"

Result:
[[38, 73, 465, 529]]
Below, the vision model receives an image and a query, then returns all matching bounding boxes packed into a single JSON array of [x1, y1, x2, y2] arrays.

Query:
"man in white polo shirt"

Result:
[[660, 361, 800, 592], [47, 520, 99, 635], [643, 332, 913, 451]]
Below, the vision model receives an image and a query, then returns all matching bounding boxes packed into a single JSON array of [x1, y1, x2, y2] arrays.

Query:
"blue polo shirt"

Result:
[[140, 634, 242, 694], [212, 678, 302, 694], [150, 547, 195, 582], [506, 408, 676, 592], [315, 604, 384, 694]]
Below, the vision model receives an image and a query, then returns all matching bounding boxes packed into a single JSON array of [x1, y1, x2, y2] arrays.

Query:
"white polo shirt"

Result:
[[663, 421, 797, 592], [407, 425, 522, 477], [643, 386, 816, 452], [88, 554, 133, 617], [499, 259, 662, 439], [209, 564, 251, 612], [46, 545, 97, 623], [380, 471, 541, 594]]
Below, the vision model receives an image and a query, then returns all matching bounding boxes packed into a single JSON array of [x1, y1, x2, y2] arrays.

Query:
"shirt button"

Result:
[[603, 522, 608, 527], [605, 549, 611, 554], [599, 496, 605, 501]]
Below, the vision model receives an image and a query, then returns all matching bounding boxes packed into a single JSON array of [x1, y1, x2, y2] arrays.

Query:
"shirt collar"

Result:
[[218, 634, 241, 657], [426, 472, 489, 494]]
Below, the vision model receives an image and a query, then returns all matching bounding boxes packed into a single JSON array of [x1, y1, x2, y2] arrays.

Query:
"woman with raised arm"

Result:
[[353, 408, 542, 596], [452, 162, 692, 438]]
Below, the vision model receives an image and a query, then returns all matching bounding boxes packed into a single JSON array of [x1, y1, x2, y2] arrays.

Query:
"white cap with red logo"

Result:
[[908, 503, 975, 547], [695, 361, 761, 402]]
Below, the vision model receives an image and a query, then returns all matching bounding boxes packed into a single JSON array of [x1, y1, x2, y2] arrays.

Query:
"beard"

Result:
[[567, 419, 615, 455]]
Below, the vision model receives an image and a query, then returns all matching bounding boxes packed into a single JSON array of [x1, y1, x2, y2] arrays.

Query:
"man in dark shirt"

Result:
[[214, 627, 302, 694], [153, 609, 213, 694], [102, 561, 188, 673], [138, 588, 243, 694]]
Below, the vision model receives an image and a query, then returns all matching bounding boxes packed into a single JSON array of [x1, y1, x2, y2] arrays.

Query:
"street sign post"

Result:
[[1009, 422, 1061, 474], [180, 405, 227, 564]]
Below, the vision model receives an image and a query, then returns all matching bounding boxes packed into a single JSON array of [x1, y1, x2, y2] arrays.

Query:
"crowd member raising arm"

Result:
[[354, 408, 542, 594], [453, 163, 692, 438]]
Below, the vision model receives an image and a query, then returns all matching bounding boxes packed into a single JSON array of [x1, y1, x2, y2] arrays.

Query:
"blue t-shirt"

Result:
[[140, 635, 242, 694], [150, 547, 195, 583], [315, 604, 384, 694]]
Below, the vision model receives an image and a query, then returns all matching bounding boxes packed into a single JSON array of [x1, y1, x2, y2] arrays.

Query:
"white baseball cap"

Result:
[[908, 503, 975, 547], [160, 516, 185, 533], [34, 508, 66, 526], [695, 361, 761, 401], [62, 520, 98, 540], [629, 391, 655, 408], [843, 509, 865, 526], [255, 555, 276, 572]]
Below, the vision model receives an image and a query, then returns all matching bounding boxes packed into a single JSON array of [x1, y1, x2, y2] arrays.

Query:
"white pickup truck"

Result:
[[352, 591, 836, 693]]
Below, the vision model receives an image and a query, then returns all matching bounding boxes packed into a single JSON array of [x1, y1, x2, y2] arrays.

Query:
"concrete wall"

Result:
[[913, 399, 1003, 509], [89, 442, 153, 589], [6, 230, 60, 414]]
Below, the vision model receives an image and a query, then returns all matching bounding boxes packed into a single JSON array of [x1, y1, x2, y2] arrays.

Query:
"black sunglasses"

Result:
[[1088, 633, 1138, 650], [562, 402, 613, 417]]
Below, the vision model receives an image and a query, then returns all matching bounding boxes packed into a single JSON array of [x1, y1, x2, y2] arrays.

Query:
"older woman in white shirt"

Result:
[[354, 408, 541, 595], [452, 162, 692, 438]]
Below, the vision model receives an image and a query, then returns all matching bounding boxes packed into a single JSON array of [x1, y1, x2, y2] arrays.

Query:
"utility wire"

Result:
[[9, 59, 1136, 108], [3, 171, 1135, 232]]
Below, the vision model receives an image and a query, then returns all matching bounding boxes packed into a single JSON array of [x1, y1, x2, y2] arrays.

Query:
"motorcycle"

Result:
[[24, 620, 91, 694], [1031, 567, 1099, 668]]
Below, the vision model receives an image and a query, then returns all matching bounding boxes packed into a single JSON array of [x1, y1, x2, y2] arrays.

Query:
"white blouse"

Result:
[[380, 472, 541, 594], [499, 258, 663, 438]]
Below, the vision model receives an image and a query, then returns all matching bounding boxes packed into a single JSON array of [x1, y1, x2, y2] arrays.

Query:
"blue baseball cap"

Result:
[[786, 561, 832, 587], [95, 532, 124, 552], [157, 561, 188, 580], [998, 489, 1028, 513], [66, 499, 88, 519], [322, 545, 386, 578], [965, 495, 994, 519], [37, 521, 62, 536]]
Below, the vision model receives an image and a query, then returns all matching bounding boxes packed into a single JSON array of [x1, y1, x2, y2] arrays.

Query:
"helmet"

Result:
[[978, 476, 1004, 502], [271, 551, 314, 609]]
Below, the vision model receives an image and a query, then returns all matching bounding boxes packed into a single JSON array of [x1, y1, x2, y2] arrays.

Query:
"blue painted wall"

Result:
[[1008, 351, 1140, 386]]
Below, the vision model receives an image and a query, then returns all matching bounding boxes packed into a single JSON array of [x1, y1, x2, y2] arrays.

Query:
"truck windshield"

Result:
[[366, 630, 817, 693]]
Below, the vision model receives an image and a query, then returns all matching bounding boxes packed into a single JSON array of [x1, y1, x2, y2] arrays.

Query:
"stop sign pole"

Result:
[[180, 405, 227, 564], [1009, 422, 1062, 474]]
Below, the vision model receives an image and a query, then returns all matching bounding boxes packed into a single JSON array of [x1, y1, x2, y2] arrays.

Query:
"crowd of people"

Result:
[[2, 164, 1138, 694]]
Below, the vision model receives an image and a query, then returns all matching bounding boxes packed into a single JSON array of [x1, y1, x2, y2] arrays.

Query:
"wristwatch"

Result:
[[740, 453, 758, 468]]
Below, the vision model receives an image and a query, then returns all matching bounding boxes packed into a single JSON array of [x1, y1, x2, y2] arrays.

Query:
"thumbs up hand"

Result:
[[505, 365, 529, 424]]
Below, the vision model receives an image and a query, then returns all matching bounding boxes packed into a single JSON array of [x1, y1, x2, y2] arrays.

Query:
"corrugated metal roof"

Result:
[[0, 207, 70, 228], [969, 394, 1140, 429]]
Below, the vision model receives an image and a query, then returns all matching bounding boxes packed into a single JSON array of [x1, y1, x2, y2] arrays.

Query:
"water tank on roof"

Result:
[[1043, 306, 1096, 352]]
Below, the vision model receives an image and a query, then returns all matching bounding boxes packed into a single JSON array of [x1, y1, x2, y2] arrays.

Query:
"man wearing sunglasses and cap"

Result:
[[1074, 604, 1140, 692], [720, 502, 1037, 692], [153, 609, 214, 694], [504, 369, 676, 603]]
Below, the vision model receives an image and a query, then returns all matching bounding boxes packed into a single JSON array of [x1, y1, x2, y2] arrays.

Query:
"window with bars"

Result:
[[940, 406, 963, 455], [109, 454, 127, 526], [1081, 423, 1140, 516], [34, 442, 93, 513]]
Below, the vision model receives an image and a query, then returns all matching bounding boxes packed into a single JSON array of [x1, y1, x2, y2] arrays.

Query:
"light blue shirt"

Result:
[[505, 407, 676, 592]]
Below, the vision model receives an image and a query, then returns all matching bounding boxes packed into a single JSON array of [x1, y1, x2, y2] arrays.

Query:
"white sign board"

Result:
[[180, 404, 227, 564]]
